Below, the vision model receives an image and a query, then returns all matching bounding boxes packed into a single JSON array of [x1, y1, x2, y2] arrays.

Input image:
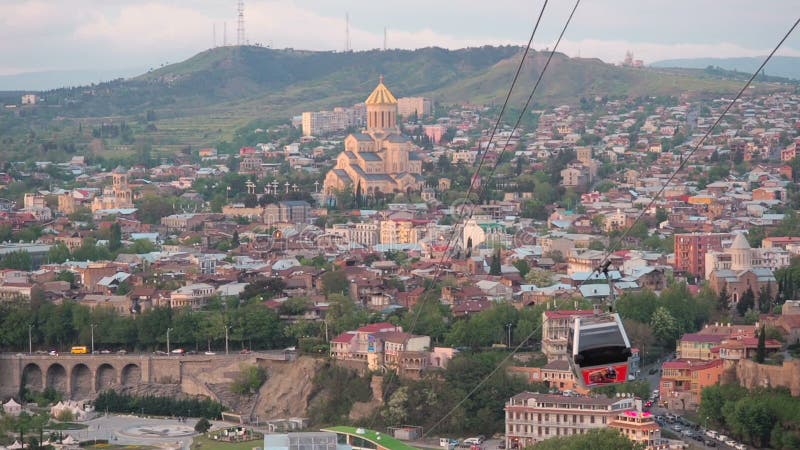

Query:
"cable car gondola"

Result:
[[567, 261, 633, 387], [567, 313, 632, 387]]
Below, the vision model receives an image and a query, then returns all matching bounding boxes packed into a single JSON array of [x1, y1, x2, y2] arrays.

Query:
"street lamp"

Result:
[[167, 328, 173, 355], [28, 324, 33, 355], [90, 324, 97, 354]]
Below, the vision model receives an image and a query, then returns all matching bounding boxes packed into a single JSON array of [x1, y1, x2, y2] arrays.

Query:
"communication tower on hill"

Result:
[[345, 13, 352, 52], [237, 0, 246, 46]]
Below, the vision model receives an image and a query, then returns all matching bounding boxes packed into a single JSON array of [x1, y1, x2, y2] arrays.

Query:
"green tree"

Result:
[[108, 223, 122, 252], [756, 324, 766, 363], [194, 417, 211, 433], [135, 195, 175, 224], [737, 287, 755, 316], [512, 259, 530, 278], [0, 250, 32, 270], [321, 269, 348, 297], [650, 306, 680, 348], [489, 249, 502, 275], [47, 242, 72, 264], [230, 363, 267, 394]]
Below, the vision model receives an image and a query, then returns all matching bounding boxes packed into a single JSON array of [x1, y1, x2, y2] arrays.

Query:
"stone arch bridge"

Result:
[[0, 354, 171, 400]]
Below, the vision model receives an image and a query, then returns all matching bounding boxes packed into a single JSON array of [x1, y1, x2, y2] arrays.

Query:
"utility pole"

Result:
[[225, 326, 230, 355], [167, 328, 173, 354], [90, 324, 96, 354]]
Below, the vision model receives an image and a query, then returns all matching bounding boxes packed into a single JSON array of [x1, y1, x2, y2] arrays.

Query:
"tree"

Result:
[[47, 242, 72, 264], [489, 249, 502, 276], [650, 306, 680, 348], [321, 269, 348, 297], [108, 223, 122, 252], [135, 195, 175, 224], [55, 270, 77, 288], [512, 259, 530, 278], [756, 324, 766, 363], [194, 417, 211, 433], [525, 269, 554, 287], [737, 287, 756, 316], [523, 424, 642, 450], [231, 363, 267, 394], [231, 230, 240, 247], [0, 250, 32, 270]]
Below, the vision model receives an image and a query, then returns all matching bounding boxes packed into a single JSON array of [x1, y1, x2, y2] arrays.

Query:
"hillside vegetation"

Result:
[[1, 45, 789, 158]]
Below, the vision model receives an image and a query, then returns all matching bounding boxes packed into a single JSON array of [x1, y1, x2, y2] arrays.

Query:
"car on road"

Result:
[[705, 430, 718, 439], [154, 351, 168, 355], [100, 349, 111, 354], [48, 350, 58, 356], [117, 349, 127, 354], [649, 367, 658, 374], [673, 425, 682, 432], [734, 444, 746, 450], [716, 434, 728, 442], [204, 351, 216, 355], [171, 348, 185, 354]]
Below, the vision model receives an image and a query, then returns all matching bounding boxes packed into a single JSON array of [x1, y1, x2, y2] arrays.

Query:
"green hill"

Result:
[[40, 45, 767, 121], [6, 45, 789, 155]]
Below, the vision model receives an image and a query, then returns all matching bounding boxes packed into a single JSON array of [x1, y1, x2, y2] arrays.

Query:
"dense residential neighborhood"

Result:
[[2, 40, 800, 450]]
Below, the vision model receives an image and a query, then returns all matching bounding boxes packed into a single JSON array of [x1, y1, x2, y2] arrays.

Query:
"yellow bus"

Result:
[[70, 346, 88, 354]]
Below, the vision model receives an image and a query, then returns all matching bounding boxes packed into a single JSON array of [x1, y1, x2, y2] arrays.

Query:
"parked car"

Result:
[[117, 349, 127, 354], [204, 351, 216, 355], [48, 350, 58, 356], [171, 348, 185, 354], [734, 444, 746, 450], [716, 434, 728, 442], [100, 349, 111, 354], [705, 439, 717, 447], [724, 439, 737, 447], [705, 430, 718, 439]]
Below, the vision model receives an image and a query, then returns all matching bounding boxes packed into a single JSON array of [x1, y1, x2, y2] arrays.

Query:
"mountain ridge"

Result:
[[651, 56, 800, 80]]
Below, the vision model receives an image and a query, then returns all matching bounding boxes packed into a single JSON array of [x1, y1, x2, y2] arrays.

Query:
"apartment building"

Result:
[[541, 310, 595, 362], [673, 233, 728, 278], [505, 392, 635, 448], [658, 359, 724, 410]]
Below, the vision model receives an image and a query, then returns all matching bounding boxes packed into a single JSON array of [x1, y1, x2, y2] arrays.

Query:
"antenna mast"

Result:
[[223, 22, 227, 46], [213, 23, 217, 48], [345, 13, 351, 52], [237, 0, 246, 46], [383, 27, 387, 51]]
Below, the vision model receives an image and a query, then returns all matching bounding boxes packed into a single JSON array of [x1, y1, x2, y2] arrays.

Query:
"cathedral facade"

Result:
[[91, 166, 134, 212], [323, 77, 424, 199]]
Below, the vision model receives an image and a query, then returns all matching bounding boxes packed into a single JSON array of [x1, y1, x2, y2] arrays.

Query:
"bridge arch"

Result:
[[71, 363, 92, 399], [22, 363, 43, 391], [46, 363, 67, 394], [121, 363, 141, 385], [95, 363, 117, 392]]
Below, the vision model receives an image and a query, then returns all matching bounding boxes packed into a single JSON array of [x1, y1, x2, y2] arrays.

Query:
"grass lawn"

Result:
[[83, 446, 158, 450], [322, 426, 419, 450], [46, 421, 89, 430], [191, 435, 264, 450]]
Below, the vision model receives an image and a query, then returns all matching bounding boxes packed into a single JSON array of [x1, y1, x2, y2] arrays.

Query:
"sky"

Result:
[[0, 0, 799, 77]]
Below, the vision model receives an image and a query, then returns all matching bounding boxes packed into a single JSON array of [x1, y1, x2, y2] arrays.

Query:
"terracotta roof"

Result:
[[331, 332, 356, 344], [679, 333, 727, 344], [357, 322, 400, 333], [662, 358, 723, 371]]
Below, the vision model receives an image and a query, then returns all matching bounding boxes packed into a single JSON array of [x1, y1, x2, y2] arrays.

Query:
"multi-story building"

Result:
[[301, 105, 366, 137], [541, 310, 595, 362], [609, 410, 662, 449], [170, 283, 216, 310], [397, 96, 432, 118], [658, 359, 724, 410], [505, 392, 635, 448], [330, 322, 431, 373], [676, 333, 726, 360], [263, 201, 311, 225], [673, 232, 728, 278]]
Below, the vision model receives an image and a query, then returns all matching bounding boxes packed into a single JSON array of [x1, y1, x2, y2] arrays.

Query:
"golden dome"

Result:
[[364, 75, 397, 105]]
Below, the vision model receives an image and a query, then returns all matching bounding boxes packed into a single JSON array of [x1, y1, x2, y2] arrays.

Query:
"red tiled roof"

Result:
[[331, 332, 355, 344], [357, 322, 400, 333], [679, 333, 727, 344]]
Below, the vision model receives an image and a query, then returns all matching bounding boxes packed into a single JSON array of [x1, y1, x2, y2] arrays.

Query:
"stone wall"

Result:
[[734, 359, 800, 395]]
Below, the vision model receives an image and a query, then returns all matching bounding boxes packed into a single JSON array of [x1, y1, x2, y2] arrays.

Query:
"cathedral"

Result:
[[91, 166, 134, 212], [323, 77, 425, 199]]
